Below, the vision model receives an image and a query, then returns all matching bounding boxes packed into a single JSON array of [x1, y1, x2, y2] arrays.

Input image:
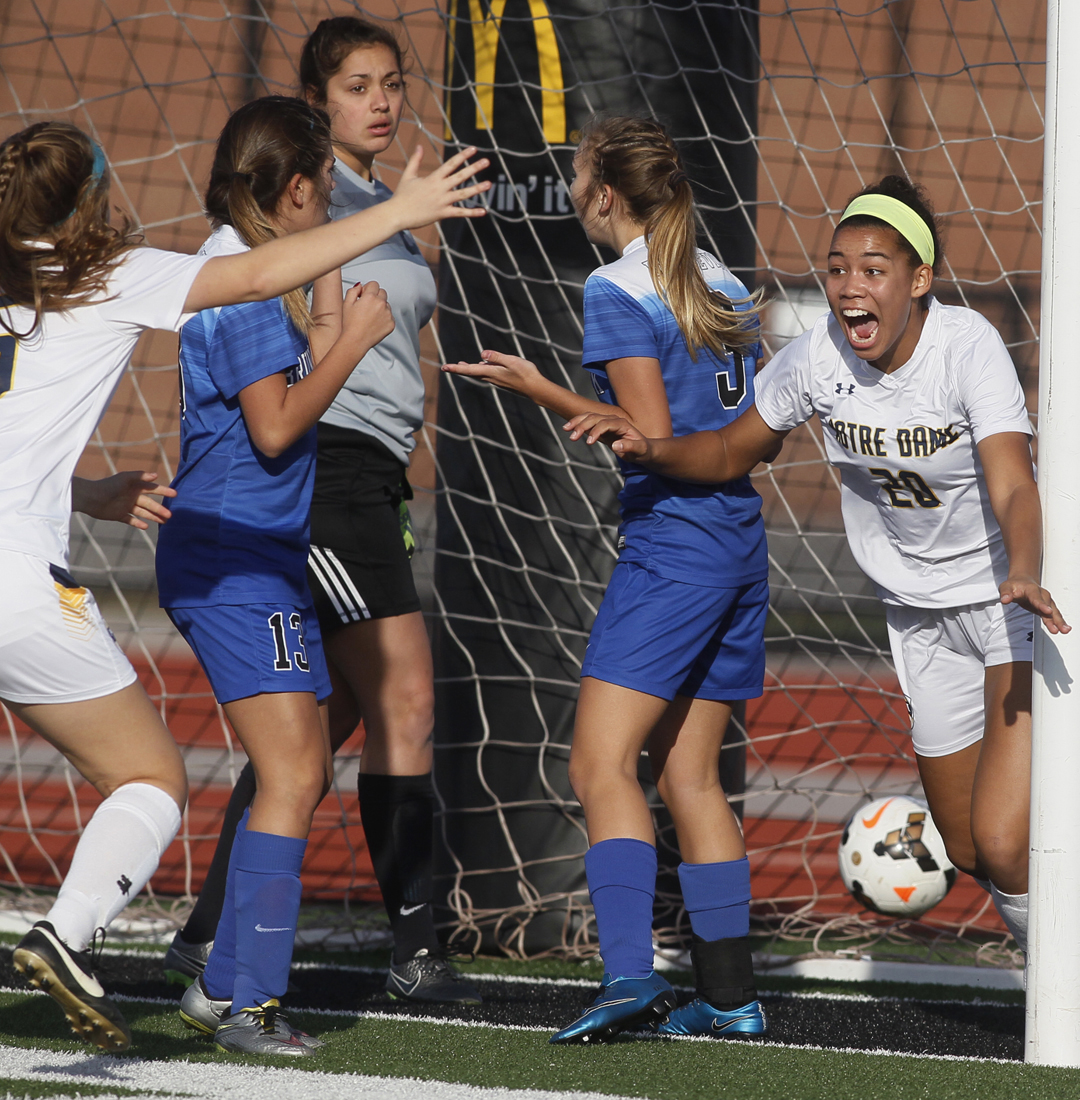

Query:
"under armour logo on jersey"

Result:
[[1027, 632, 1034, 642], [117, 874, 132, 895], [835, 383, 855, 395]]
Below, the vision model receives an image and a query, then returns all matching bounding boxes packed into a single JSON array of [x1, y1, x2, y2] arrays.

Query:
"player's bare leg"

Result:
[[915, 743, 981, 877], [7, 681, 187, 807], [915, 662, 1030, 893], [971, 661, 1031, 895], [222, 692, 331, 838], [648, 695, 744, 863], [324, 611, 433, 772], [6, 683, 187, 1051], [568, 677, 670, 844]]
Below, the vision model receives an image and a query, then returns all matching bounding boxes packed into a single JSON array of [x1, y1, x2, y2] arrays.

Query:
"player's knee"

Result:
[[940, 834, 979, 877], [393, 678, 434, 741], [97, 756, 188, 810], [973, 828, 1026, 882], [258, 753, 326, 812], [653, 756, 717, 806], [567, 752, 595, 804]]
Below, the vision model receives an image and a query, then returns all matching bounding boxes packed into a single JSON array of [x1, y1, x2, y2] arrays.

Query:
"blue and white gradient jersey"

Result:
[[156, 225, 315, 608], [582, 235, 767, 587]]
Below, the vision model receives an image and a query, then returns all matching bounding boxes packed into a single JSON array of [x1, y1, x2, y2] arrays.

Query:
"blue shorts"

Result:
[[167, 602, 332, 704], [581, 562, 767, 702]]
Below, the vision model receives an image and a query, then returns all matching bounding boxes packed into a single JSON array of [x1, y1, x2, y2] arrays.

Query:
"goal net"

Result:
[[0, 0, 1041, 963]]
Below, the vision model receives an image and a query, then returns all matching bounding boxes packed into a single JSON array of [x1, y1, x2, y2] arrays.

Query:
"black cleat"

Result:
[[385, 948, 483, 1004], [163, 931, 212, 987], [13, 921, 131, 1052]]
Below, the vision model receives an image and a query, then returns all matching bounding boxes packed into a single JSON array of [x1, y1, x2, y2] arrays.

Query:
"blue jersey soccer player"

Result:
[[155, 96, 487, 1057], [444, 115, 772, 1043]]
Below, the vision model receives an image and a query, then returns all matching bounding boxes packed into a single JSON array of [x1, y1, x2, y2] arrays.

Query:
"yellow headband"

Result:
[[839, 194, 935, 266]]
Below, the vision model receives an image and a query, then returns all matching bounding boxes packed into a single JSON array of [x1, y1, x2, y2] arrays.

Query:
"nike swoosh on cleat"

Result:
[[861, 798, 893, 829], [254, 925, 292, 933], [711, 1014, 758, 1033], [399, 903, 426, 917], [580, 997, 638, 1016], [37, 927, 105, 999]]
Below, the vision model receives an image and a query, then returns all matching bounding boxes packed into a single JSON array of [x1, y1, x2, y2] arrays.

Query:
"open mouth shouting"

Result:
[[841, 307, 879, 348]]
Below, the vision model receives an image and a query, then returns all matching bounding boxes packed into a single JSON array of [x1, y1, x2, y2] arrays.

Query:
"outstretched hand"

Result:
[[563, 412, 650, 460], [441, 350, 544, 399], [1000, 577, 1070, 634], [392, 145, 491, 229], [72, 471, 177, 530]]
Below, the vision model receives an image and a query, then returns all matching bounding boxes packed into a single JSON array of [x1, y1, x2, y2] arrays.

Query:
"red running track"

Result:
[[0, 658, 1002, 931]]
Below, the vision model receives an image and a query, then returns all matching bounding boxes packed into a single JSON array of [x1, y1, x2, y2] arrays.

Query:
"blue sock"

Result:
[[231, 827, 306, 1013], [678, 857, 751, 941], [584, 838, 657, 979], [202, 807, 249, 1000]]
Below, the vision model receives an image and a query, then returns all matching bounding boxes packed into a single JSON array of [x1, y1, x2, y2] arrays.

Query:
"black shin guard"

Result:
[[180, 761, 257, 945], [691, 935, 757, 1011], [357, 772, 440, 963]]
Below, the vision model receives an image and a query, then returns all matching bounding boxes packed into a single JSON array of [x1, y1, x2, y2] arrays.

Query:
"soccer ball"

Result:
[[838, 796, 956, 918]]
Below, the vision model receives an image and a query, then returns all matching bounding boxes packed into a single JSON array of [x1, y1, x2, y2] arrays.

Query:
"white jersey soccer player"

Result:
[[755, 299, 1032, 611], [567, 174, 1068, 958], [754, 298, 1037, 762]]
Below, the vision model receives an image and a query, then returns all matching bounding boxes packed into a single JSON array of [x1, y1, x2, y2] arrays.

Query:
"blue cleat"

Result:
[[656, 997, 767, 1038], [550, 971, 676, 1044]]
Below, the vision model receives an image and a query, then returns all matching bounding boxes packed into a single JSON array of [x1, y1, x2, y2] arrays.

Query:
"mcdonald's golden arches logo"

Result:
[[447, 0, 567, 145]]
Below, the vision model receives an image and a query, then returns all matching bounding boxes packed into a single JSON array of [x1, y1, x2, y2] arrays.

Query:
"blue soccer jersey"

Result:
[[582, 236, 767, 587], [156, 226, 315, 608]]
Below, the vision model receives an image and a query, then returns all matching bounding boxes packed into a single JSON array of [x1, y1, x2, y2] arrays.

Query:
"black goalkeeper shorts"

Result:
[[306, 423, 421, 634]]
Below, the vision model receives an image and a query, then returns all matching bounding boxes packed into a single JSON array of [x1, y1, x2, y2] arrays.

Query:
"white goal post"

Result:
[[1029, 0, 1080, 1068]]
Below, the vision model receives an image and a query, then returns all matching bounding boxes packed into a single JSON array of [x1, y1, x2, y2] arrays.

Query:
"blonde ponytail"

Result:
[[578, 115, 762, 359]]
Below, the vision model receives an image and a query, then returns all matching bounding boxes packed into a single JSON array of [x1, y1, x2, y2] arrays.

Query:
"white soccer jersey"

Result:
[[755, 298, 1032, 608], [0, 247, 208, 566]]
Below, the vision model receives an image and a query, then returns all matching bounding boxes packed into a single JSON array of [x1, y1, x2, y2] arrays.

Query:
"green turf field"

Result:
[[1, 959, 1079, 1100]]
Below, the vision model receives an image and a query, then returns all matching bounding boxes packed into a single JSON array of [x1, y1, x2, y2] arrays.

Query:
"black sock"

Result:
[[691, 934, 757, 1011], [180, 761, 257, 945], [358, 772, 440, 964]]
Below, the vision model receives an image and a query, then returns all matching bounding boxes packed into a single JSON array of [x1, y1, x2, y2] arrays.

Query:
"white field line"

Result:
[[0, 967, 1022, 1010], [41, 949, 1022, 1007], [0, 1045, 640, 1100]]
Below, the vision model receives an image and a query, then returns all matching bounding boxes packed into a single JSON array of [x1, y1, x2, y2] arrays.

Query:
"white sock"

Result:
[[46, 783, 181, 951], [990, 884, 1028, 953], [973, 876, 992, 894]]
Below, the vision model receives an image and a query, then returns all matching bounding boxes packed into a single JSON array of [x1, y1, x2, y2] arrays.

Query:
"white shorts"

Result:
[[886, 598, 1034, 758], [0, 551, 137, 705]]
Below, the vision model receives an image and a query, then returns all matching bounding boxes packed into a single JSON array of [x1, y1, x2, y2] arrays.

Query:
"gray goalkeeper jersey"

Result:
[[319, 158, 437, 466]]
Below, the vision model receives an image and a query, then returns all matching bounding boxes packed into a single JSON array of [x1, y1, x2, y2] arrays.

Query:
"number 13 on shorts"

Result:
[[268, 610, 309, 672]]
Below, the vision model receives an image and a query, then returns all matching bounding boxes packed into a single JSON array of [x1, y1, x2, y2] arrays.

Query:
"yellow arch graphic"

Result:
[[466, 0, 566, 145]]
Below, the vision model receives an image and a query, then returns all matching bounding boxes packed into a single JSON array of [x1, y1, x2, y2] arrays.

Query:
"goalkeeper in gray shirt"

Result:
[[165, 15, 481, 1008]]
